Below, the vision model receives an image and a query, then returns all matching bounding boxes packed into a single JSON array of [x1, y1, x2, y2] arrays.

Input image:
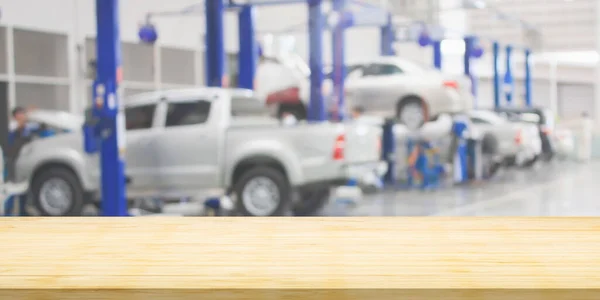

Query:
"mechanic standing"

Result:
[[578, 111, 594, 162], [4, 106, 39, 215]]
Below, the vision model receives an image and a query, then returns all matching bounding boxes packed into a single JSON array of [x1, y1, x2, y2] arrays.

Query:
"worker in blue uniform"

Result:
[[3, 106, 41, 215]]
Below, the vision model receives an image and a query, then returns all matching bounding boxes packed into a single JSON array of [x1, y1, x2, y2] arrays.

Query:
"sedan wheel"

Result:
[[397, 98, 427, 131]]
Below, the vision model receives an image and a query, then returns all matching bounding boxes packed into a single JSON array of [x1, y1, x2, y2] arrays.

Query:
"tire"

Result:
[[293, 186, 330, 216], [522, 155, 538, 168], [31, 167, 85, 216], [278, 103, 307, 121], [486, 161, 502, 179], [233, 166, 291, 216], [540, 151, 554, 162], [481, 133, 499, 155], [396, 97, 428, 131]]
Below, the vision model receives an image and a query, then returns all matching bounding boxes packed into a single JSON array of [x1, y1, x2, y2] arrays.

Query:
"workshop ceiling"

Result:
[[468, 0, 596, 51]]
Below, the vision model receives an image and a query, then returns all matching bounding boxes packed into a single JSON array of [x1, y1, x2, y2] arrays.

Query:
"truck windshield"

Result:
[[231, 96, 272, 118]]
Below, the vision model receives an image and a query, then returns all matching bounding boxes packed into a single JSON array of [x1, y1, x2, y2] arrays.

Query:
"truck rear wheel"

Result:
[[31, 167, 85, 216], [233, 166, 291, 216]]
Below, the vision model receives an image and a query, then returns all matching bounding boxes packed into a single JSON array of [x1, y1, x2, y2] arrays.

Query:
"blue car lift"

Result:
[[234, 0, 390, 122], [490, 42, 533, 108], [83, 0, 128, 216]]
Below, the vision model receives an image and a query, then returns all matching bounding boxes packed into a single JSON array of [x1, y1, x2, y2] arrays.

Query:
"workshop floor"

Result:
[[322, 160, 599, 216]]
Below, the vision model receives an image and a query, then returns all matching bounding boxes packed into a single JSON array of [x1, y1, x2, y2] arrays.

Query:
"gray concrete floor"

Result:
[[321, 161, 599, 216]]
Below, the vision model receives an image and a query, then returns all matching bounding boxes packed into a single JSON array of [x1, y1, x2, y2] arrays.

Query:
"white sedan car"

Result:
[[468, 110, 542, 167], [255, 55, 474, 130], [344, 56, 474, 129]]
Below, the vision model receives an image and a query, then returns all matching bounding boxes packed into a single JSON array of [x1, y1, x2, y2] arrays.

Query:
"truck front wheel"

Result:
[[31, 167, 85, 216], [233, 166, 292, 216]]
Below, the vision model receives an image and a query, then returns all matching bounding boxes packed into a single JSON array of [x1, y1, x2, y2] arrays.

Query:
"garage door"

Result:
[[557, 83, 594, 120]]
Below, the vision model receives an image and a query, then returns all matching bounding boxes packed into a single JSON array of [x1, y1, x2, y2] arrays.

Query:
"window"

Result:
[[470, 117, 489, 124], [379, 64, 403, 75], [166, 100, 211, 127], [14, 29, 69, 77], [363, 64, 403, 76], [161, 47, 196, 85], [16, 83, 70, 110], [125, 105, 156, 130], [231, 96, 271, 117]]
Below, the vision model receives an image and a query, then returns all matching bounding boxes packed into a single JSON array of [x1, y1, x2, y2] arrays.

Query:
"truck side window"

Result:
[[125, 104, 156, 130], [166, 100, 211, 127], [470, 117, 489, 124]]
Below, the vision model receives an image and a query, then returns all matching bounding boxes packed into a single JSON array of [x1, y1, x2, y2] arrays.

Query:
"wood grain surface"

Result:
[[1, 217, 600, 300]]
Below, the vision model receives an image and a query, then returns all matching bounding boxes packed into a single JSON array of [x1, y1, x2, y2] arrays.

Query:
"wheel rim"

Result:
[[39, 178, 72, 216], [399, 102, 424, 130], [241, 176, 280, 216]]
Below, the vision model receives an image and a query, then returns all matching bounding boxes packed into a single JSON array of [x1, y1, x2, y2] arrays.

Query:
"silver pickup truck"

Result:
[[15, 88, 385, 216]]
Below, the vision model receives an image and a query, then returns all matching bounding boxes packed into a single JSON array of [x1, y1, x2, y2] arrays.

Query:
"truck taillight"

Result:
[[333, 134, 346, 161], [515, 129, 523, 145], [377, 136, 382, 154], [443, 80, 459, 89]]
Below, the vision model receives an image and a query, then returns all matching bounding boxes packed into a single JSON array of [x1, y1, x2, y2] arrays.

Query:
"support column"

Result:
[[464, 36, 477, 107], [549, 59, 558, 116], [524, 48, 532, 107], [205, 0, 225, 87], [380, 13, 395, 56], [331, 0, 346, 121], [504, 45, 514, 105], [95, 0, 127, 216], [492, 41, 500, 108], [307, 0, 326, 121], [238, 5, 258, 90], [432, 40, 442, 69]]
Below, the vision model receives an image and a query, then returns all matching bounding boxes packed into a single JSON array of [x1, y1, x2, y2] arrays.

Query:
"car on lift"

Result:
[[494, 107, 556, 162], [255, 55, 474, 130], [467, 110, 542, 168], [14, 88, 385, 217]]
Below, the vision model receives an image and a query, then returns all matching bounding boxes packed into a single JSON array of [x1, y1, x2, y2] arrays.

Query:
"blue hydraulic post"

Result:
[[307, 0, 326, 121], [433, 40, 442, 69], [492, 41, 501, 108], [504, 45, 514, 105], [464, 36, 477, 107], [524, 48, 532, 107], [94, 0, 127, 216], [331, 0, 346, 121], [382, 119, 396, 186], [380, 13, 395, 56], [238, 5, 258, 90], [205, 0, 225, 87]]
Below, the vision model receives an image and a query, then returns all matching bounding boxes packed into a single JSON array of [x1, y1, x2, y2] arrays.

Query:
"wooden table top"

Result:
[[1, 217, 599, 300]]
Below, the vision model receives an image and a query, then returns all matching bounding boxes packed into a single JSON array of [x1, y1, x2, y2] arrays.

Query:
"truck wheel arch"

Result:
[[31, 161, 80, 184], [230, 156, 290, 189]]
